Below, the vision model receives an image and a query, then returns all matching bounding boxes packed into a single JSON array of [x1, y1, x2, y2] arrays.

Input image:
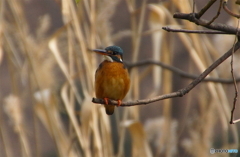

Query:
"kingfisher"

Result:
[[93, 46, 130, 115]]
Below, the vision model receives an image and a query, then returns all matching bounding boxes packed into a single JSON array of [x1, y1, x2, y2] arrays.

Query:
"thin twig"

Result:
[[205, 0, 223, 25], [232, 119, 240, 123], [125, 59, 240, 84], [162, 26, 229, 34], [223, 2, 240, 19], [173, 12, 240, 34], [192, 0, 196, 14], [230, 19, 240, 124], [196, 0, 217, 18], [92, 42, 240, 106]]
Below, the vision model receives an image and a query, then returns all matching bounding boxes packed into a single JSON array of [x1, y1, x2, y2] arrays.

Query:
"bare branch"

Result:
[[162, 26, 228, 34], [223, 2, 240, 19], [173, 12, 240, 34], [92, 42, 240, 106], [126, 59, 240, 84]]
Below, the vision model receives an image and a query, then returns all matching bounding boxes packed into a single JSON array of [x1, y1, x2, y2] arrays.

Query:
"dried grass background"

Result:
[[0, 0, 240, 157]]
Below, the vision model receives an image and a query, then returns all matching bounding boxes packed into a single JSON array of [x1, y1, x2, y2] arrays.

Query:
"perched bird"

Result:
[[93, 46, 130, 115]]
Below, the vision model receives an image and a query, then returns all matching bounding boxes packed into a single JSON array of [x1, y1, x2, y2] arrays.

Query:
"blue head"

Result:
[[93, 46, 124, 63]]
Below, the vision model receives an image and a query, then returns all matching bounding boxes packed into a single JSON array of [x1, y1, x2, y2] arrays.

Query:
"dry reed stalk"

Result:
[[148, 4, 174, 157], [61, 82, 88, 156], [35, 89, 80, 157], [148, 4, 164, 92], [4, 95, 31, 157], [144, 117, 178, 156], [2, 1, 43, 157], [124, 120, 153, 157], [126, 0, 147, 119], [0, 0, 3, 66], [116, 1, 148, 156], [0, 96, 13, 157]]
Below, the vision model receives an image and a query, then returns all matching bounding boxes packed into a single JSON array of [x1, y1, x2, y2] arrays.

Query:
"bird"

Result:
[[93, 46, 130, 115]]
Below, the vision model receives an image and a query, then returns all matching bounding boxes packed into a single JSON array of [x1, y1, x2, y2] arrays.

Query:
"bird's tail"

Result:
[[104, 105, 115, 115]]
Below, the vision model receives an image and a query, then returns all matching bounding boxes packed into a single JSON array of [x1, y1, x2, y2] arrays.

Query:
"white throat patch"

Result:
[[104, 55, 113, 62], [104, 55, 123, 63]]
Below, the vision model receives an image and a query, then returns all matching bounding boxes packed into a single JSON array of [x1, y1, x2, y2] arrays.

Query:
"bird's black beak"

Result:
[[92, 49, 108, 56]]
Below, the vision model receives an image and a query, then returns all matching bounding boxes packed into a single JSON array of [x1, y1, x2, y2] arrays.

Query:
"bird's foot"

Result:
[[117, 100, 122, 107], [104, 98, 109, 105], [103, 98, 121, 106]]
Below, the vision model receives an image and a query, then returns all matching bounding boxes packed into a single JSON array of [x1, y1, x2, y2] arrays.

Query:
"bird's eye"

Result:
[[108, 50, 117, 55], [107, 50, 112, 54]]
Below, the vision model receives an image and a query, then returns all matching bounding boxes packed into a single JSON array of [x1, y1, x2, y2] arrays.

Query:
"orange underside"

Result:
[[95, 61, 130, 115]]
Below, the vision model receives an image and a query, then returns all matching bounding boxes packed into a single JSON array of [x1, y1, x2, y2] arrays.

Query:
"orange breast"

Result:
[[95, 61, 130, 100]]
